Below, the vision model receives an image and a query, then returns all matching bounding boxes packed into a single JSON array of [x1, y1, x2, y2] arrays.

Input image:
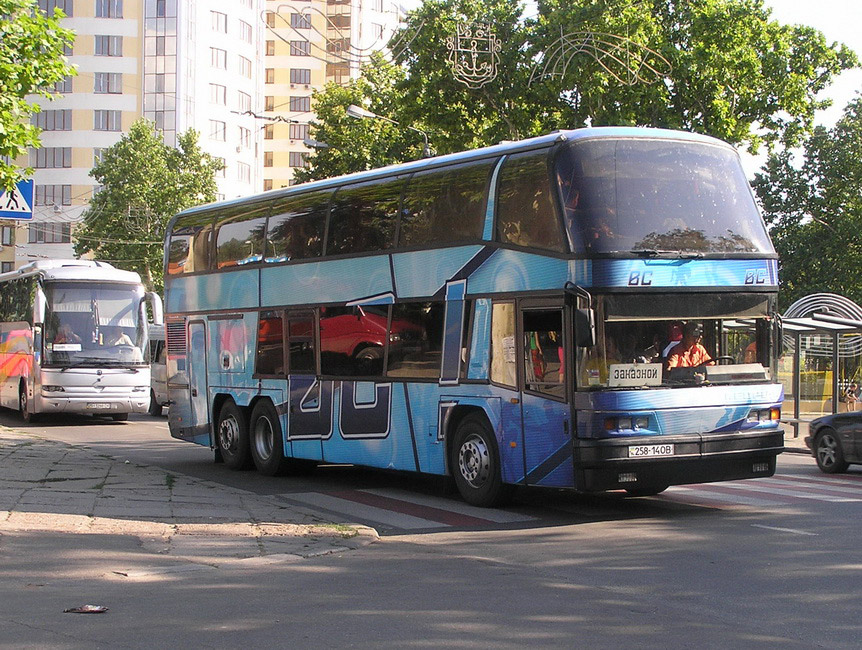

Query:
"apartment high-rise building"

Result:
[[5, 0, 400, 268]]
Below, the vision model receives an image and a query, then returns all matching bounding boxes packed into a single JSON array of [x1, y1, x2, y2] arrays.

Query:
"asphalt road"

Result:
[[3, 409, 860, 647]]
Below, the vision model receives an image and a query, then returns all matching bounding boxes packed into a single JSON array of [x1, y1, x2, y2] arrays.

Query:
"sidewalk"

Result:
[[0, 428, 377, 569]]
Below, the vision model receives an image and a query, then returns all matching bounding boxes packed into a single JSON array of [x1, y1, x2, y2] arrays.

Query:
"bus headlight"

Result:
[[604, 416, 650, 432], [746, 408, 780, 423]]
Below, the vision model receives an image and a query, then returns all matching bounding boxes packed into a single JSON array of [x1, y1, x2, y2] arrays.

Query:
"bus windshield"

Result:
[[577, 293, 775, 389], [555, 138, 774, 255], [43, 281, 147, 367]]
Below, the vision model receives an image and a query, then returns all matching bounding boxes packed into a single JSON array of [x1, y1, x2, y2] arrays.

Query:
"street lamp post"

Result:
[[346, 104, 433, 158]]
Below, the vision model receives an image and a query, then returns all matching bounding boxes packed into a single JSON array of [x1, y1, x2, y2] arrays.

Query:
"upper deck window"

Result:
[[555, 138, 773, 255], [266, 191, 329, 262], [167, 213, 214, 275], [327, 178, 401, 256], [496, 151, 565, 252], [214, 208, 268, 269], [399, 160, 494, 247]]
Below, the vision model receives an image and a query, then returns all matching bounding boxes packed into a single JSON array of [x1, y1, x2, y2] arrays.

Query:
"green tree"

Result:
[[753, 97, 862, 309], [300, 0, 856, 179], [74, 120, 222, 292], [0, 0, 76, 190]]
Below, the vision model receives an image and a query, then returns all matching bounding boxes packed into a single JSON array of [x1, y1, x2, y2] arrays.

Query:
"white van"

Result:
[[148, 324, 167, 416]]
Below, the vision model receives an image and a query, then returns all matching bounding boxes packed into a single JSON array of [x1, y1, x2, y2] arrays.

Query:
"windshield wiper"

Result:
[[630, 249, 705, 259]]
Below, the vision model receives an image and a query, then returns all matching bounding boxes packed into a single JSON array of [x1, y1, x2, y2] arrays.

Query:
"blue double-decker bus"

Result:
[[163, 127, 783, 506]]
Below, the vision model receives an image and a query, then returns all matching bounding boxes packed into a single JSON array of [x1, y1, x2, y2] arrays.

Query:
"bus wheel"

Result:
[[625, 484, 668, 497], [148, 390, 162, 416], [18, 386, 36, 424], [250, 400, 288, 476], [216, 400, 252, 470], [451, 414, 512, 508]]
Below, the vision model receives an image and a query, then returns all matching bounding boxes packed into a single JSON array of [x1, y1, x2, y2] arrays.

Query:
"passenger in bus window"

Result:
[[665, 322, 713, 368]]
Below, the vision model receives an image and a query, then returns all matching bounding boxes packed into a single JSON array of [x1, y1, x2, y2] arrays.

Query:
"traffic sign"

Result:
[[0, 180, 34, 220]]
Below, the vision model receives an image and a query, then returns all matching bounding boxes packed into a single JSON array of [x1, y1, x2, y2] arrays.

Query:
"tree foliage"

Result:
[[0, 0, 76, 191], [753, 97, 862, 310], [74, 120, 222, 293], [299, 0, 856, 180]]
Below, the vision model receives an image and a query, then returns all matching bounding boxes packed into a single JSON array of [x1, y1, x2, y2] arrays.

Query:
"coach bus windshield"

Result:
[[555, 138, 774, 255], [577, 293, 776, 390], [43, 282, 147, 367]]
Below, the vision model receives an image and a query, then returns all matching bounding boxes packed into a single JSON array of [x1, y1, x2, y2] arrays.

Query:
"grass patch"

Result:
[[165, 473, 175, 490]]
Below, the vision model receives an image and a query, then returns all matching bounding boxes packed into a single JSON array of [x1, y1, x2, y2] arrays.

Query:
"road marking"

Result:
[[751, 524, 818, 536]]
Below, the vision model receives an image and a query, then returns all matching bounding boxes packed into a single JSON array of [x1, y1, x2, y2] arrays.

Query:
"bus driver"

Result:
[[665, 321, 713, 368]]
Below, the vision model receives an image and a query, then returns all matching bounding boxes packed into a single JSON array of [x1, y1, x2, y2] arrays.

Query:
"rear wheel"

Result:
[[216, 400, 252, 470], [250, 400, 289, 476], [147, 390, 162, 416], [451, 414, 512, 507], [814, 428, 848, 473]]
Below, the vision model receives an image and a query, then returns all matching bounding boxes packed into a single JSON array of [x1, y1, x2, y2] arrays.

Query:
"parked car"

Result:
[[148, 324, 167, 416], [805, 412, 862, 473]]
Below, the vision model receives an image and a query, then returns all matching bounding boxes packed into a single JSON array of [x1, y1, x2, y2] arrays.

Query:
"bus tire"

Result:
[[19, 385, 37, 424], [111, 413, 129, 422], [216, 400, 253, 470], [148, 390, 162, 416], [250, 400, 289, 476], [451, 414, 512, 508]]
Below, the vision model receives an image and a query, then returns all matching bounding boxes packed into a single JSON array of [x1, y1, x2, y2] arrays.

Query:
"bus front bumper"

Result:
[[574, 429, 784, 492], [35, 394, 150, 416]]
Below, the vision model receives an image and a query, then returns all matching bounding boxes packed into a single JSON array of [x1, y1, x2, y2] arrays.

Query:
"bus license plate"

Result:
[[628, 444, 674, 458], [87, 403, 112, 410]]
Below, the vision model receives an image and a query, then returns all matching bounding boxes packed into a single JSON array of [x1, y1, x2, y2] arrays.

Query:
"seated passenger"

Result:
[[54, 323, 81, 344], [665, 322, 713, 368]]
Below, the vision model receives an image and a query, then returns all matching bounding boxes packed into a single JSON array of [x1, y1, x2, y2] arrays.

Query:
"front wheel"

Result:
[[814, 429, 848, 473], [216, 400, 252, 470], [451, 414, 512, 507], [18, 386, 36, 424], [249, 400, 289, 476]]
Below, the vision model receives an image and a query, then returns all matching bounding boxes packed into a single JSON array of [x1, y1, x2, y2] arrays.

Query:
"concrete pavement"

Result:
[[0, 428, 378, 570]]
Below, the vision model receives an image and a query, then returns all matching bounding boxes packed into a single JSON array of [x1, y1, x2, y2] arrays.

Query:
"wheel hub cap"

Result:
[[459, 434, 491, 488]]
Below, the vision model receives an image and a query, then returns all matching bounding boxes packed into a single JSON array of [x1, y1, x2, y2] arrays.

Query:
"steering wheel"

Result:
[[710, 356, 735, 365]]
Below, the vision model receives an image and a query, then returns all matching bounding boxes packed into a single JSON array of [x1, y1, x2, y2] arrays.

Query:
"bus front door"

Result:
[[188, 321, 210, 443]]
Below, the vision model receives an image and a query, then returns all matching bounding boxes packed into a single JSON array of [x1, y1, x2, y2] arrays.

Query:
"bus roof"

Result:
[[0, 259, 144, 285], [173, 126, 735, 221]]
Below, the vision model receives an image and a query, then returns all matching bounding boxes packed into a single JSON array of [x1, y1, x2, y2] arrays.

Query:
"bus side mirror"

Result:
[[575, 308, 596, 348], [147, 292, 164, 326], [33, 288, 46, 325], [773, 316, 784, 358]]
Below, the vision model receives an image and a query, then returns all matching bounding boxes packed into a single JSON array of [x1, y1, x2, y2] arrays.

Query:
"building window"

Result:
[[239, 20, 253, 43], [290, 68, 311, 84], [264, 152, 273, 167], [153, 111, 166, 130], [237, 91, 251, 113], [209, 84, 226, 105], [34, 185, 71, 207], [210, 48, 227, 69], [93, 147, 105, 165], [31, 109, 71, 131], [265, 68, 275, 84], [154, 73, 165, 93], [155, 0, 166, 17], [29, 222, 71, 244], [238, 56, 252, 78], [94, 109, 122, 131], [265, 12, 276, 28], [209, 120, 226, 141], [1, 226, 14, 246], [264, 96, 275, 111], [263, 179, 273, 191], [52, 76, 73, 94], [94, 72, 122, 94], [289, 152, 307, 168], [31, 147, 71, 169], [211, 11, 227, 33], [237, 162, 251, 183], [238, 126, 251, 149], [291, 13, 311, 29], [155, 36, 165, 55], [289, 96, 311, 112], [95, 0, 122, 18], [290, 41, 310, 56], [264, 124, 274, 140], [215, 157, 225, 177], [39, 0, 73, 16], [1, 262, 12, 273], [95, 35, 122, 56], [266, 40, 275, 56], [290, 123, 309, 141]]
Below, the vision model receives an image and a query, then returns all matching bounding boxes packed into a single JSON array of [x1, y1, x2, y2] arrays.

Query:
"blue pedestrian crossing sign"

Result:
[[0, 180, 34, 220]]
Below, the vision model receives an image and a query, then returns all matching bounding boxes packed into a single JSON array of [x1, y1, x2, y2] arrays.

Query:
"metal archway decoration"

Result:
[[446, 22, 502, 89], [784, 293, 862, 357], [529, 30, 671, 87]]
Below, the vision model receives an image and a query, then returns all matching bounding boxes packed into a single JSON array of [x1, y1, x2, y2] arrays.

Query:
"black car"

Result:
[[805, 412, 862, 473]]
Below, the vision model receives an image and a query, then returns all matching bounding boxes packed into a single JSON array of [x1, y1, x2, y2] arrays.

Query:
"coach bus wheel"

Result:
[[216, 400, 253, 470], [625, 484, 668, 497], [814, 429, 848, 474], [250, 400, 289, 476], [148, 390, 162, 416], [452, 414, 512, 508], [18, 386, 37, 423]]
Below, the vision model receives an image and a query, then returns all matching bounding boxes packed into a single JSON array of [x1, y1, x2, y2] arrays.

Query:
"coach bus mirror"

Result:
[[33, 288, 47, 325], [773, 316, 784, 358], [146, 292, 164, 326], [575, 308, 596, 348]]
